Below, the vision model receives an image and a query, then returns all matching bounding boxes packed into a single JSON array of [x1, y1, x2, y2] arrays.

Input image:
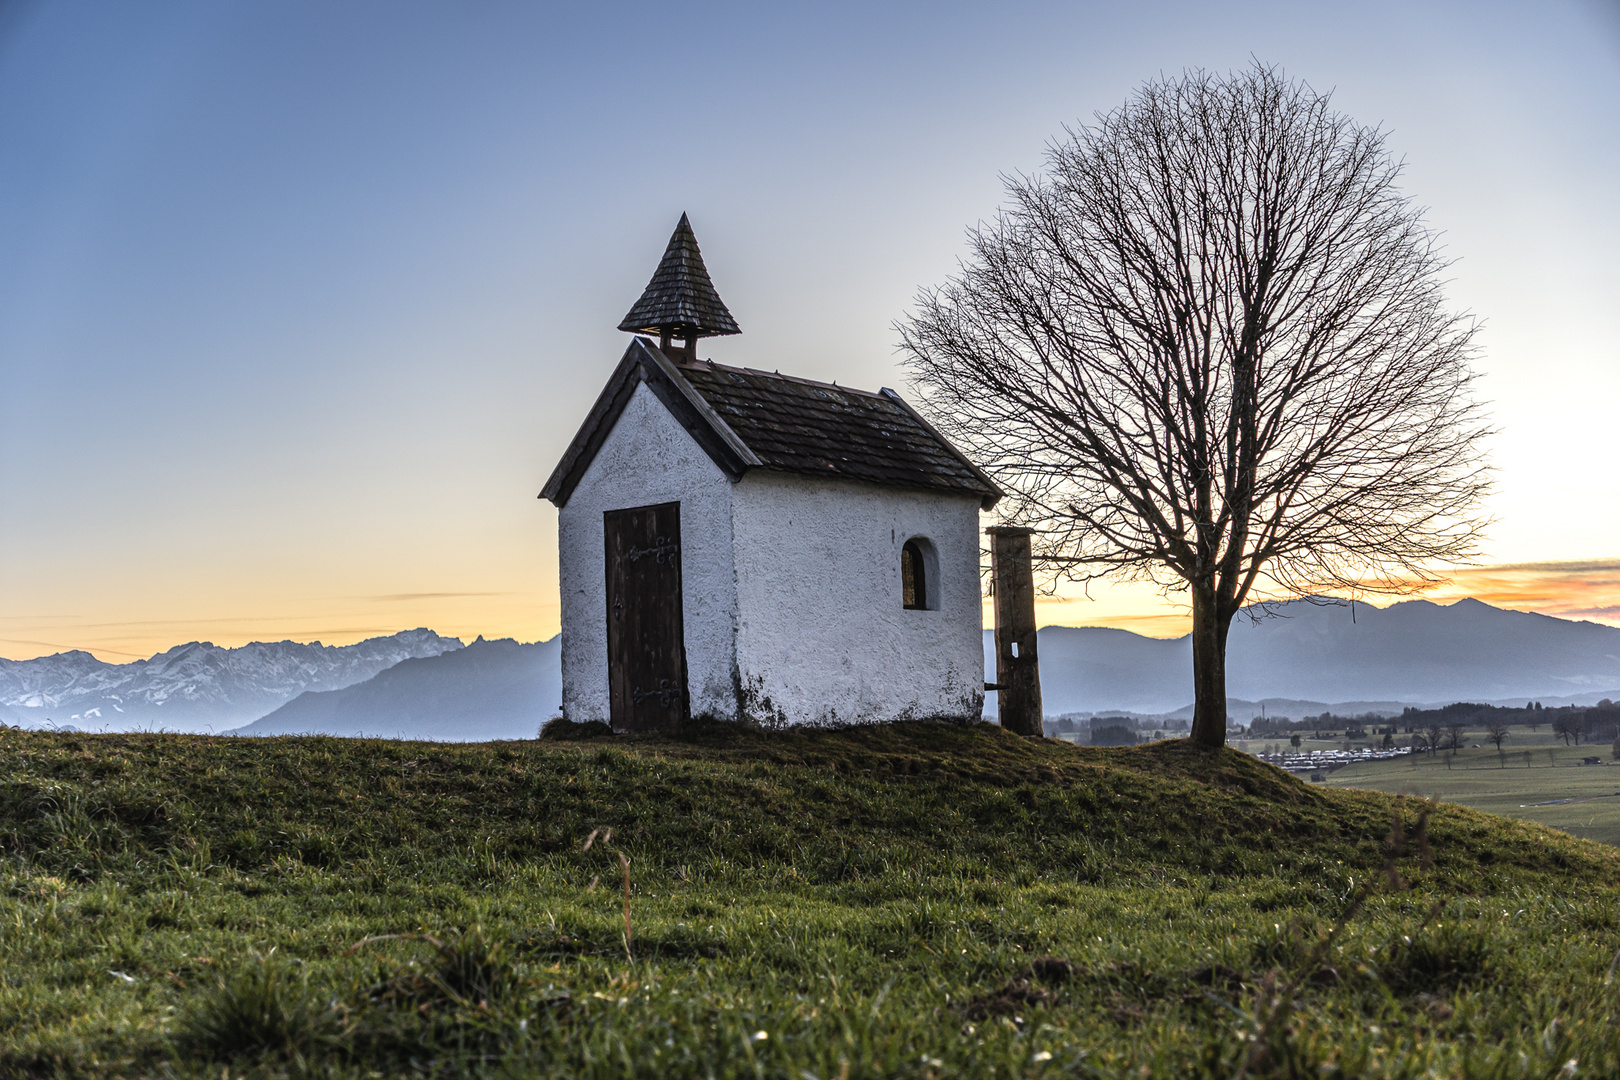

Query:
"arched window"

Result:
[[901, 539, 929, 610]]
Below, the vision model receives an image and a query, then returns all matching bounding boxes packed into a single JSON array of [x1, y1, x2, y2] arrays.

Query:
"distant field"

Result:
[[1326, 731, 1620, 846]]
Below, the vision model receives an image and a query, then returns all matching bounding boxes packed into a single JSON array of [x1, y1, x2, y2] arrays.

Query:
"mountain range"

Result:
[[0, 629, 462, 733], [235, 636, 561, 742], [993, 597, 1620, 718], [7, 598, 1620, 739]]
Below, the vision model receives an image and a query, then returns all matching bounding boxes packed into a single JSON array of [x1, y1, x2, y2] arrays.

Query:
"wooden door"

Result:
[[603, 501, 688, 732]]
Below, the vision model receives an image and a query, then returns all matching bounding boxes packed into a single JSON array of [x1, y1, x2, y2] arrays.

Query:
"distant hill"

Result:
[[986, 598, 1620, 717], [0, 630, 463, 733], [232, 636, 561, 741]]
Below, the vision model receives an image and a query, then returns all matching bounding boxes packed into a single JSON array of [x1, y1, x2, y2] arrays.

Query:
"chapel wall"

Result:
[[728, 472, 986, 726], [556, 381, 741, 723]]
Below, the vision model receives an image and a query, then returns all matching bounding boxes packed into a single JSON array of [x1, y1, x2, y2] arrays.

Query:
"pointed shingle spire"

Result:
[[618, 214, 739, 358]]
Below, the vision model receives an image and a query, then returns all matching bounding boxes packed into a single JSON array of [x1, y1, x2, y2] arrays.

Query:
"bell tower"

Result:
[[617, 213, 740, 362]]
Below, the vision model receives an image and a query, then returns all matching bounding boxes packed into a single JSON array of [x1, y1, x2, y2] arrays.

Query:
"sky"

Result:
[[1, 0, 1617, 662]]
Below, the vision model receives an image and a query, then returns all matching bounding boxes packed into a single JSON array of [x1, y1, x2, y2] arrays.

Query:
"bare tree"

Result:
[[1485, 721, 1510, 764], [899, 64, 1490, 748], [1421, 722, 1445, 756], [1552, 715, 1578, 746], [1444, 722, 1467, 752]]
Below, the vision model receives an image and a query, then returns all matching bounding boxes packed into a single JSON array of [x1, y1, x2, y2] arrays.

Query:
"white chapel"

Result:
[[541, 215, 1001, 732]]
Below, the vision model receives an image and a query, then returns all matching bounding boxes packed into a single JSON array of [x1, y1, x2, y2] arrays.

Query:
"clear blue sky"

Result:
[[2, 0, 1617, 659]]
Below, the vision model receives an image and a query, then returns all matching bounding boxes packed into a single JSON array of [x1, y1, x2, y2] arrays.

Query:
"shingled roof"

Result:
[[540, 338, 1000, 509], [617, 214, 740, 339], [680, 362, 998, 499]]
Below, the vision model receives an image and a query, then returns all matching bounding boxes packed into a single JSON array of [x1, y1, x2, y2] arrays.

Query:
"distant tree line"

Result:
[[1042, 715, 1192, 741], [1089, 722, 1140, 747], [1396, 701, 1620, 747], [1246, 713, 1396, 739]]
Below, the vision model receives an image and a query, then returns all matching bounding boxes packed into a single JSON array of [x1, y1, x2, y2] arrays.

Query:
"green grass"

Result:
[[3, 722, 1619, 1078], [1328, 734, 1620, 847]]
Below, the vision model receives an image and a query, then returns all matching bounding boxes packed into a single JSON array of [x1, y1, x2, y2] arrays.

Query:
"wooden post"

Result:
[[987, 526, 1042, 737]]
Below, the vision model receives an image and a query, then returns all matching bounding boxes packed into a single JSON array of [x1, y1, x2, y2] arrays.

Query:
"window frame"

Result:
[[901, 536, 936, 611]]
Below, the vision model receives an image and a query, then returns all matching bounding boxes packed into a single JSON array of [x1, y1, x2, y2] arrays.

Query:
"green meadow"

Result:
[[1327, 731, 1620, 847], [3, 722, 1619, 1079]]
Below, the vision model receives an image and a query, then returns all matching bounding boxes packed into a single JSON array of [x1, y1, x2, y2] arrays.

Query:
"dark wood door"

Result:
[[603, 501, 688, 732]]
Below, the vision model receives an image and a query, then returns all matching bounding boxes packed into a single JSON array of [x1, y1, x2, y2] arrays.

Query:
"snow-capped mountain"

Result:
[[234, 636, 561, 742], [0, 629, 463, 733]]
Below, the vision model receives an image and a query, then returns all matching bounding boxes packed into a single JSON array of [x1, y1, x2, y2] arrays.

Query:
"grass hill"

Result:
[[2, 723, 1618, 1078]]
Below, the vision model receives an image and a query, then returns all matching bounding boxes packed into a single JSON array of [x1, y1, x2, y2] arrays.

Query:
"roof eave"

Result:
[[878, 388, 1003, 510], [741, 466, 1002, 505], [538, 344, 643, 507], [638, 343, 761, 472], [619, 322, 742, 339]]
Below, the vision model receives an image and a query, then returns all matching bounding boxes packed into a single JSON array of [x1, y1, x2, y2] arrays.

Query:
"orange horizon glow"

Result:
[[1012, 559, 1620, 640], [1422, 561, 1620, 623], [10, 557, 1620, 665], [0, 590, 561, 664]]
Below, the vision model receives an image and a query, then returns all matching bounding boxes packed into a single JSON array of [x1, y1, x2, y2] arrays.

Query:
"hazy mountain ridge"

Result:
[[254, 598, 1620, 740], [9, 597, 1620, 739], [0, 629, 464, 733], [988, 597, 1620, 717], [233, 636, 561, 742]]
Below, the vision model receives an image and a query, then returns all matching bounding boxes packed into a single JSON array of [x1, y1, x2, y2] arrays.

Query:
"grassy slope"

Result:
[[2, 723, 1618, 1079]]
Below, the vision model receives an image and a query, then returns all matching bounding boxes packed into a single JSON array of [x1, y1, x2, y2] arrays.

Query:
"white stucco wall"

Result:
[[729, 471, 986, 726], [556, 382, 739, 723]]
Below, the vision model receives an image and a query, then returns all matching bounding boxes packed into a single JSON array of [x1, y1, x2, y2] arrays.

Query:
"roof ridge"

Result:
[[689, 359, 889, 401]]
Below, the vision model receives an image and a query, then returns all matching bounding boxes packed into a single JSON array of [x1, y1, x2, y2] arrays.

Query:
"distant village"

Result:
[[1044, 700, 1620, 779]]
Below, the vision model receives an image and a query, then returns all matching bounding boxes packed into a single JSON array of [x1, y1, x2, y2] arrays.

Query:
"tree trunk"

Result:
[[1189, 581, 1231, 748]]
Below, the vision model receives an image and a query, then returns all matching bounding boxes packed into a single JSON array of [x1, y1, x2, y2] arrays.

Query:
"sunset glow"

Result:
[[1006, 559, 1620, 640], [11, 555, 1618, 665], [1425, 561, 1620, 625]]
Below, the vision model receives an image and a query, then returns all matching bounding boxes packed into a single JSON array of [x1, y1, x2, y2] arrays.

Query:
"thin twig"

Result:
[[343, 933, 442, 957], [619, 851, 634, 961]]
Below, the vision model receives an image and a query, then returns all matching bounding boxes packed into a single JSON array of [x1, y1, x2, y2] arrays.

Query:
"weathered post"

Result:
[[987, 526, 1043, 737]]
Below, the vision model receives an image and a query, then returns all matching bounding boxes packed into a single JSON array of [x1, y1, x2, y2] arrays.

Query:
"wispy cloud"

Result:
[[74, 616, 344, 629], [1425, 559, 1620, 626], [359, 592, 512, 602], [1474, 559, 1620, 574], [0, 637, 149, 659]]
